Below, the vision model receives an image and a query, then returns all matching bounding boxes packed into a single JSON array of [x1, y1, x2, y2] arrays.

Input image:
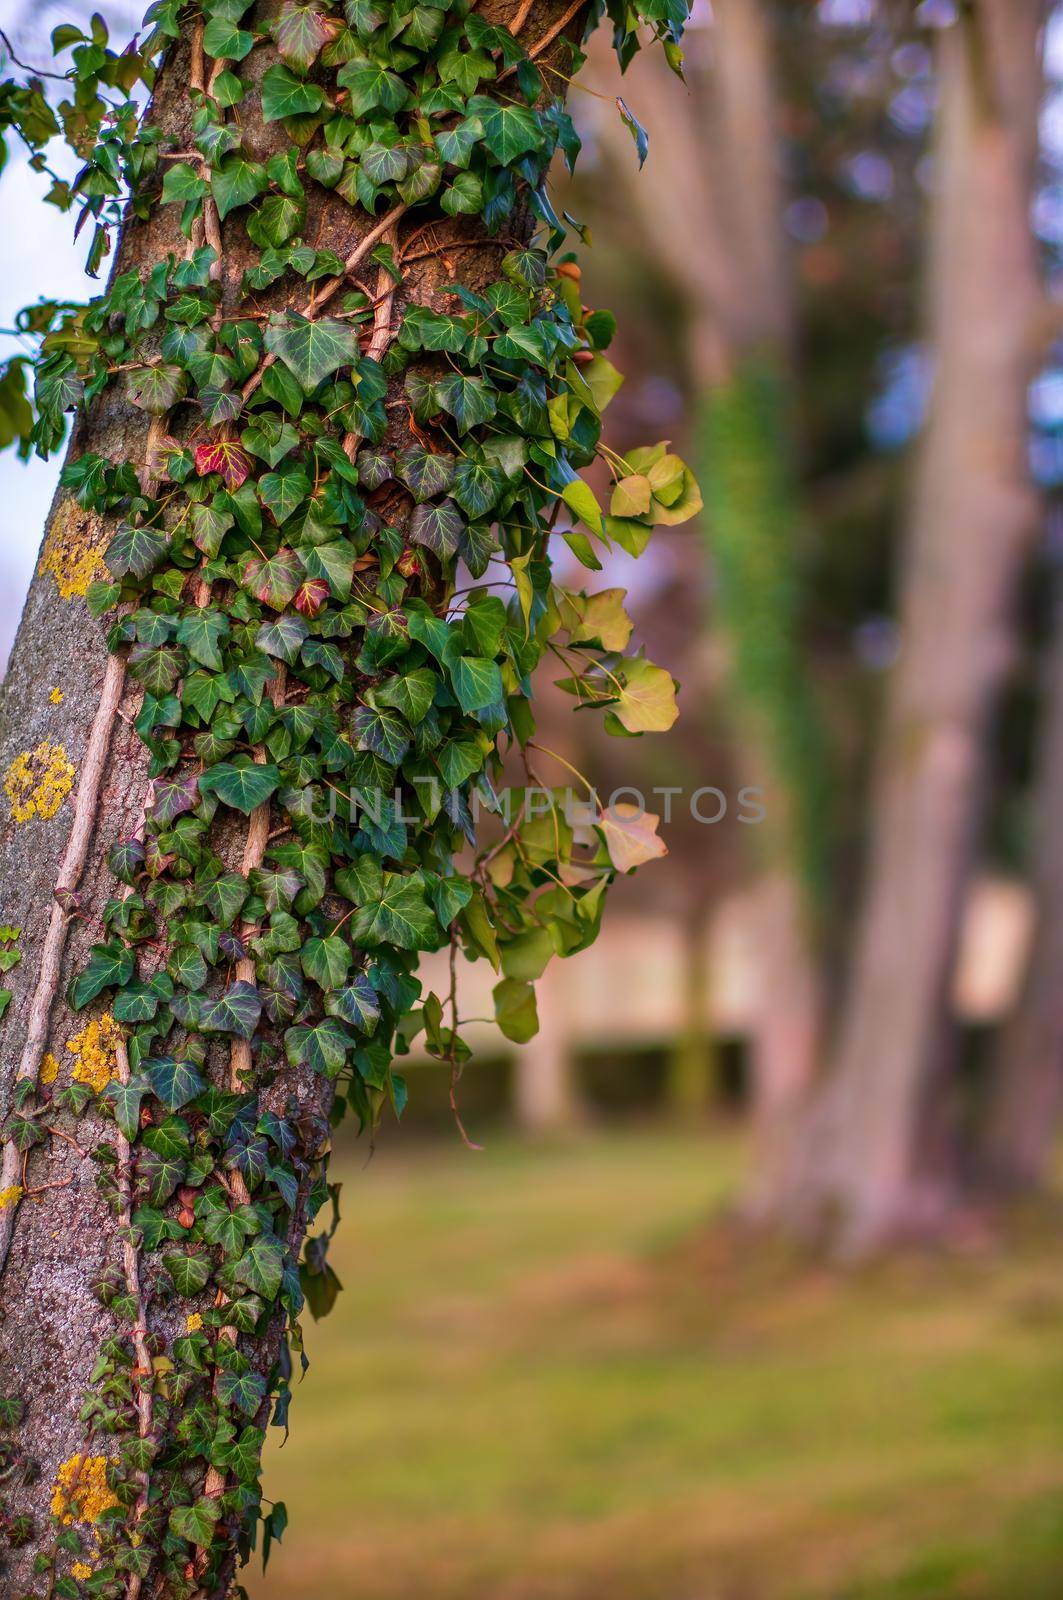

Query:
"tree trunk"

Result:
[[0, 1, 585, 1589], [513, 956, 577, 1133], [769, 0, 1046, 1253], [979, 582, 1063, 1192], [596, 0, 827, 1148], [666, 899, 714, 1118], [696, 358, 827, 1196]]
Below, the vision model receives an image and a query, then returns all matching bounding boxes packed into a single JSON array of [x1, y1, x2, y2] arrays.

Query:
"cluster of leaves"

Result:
[[0, 0, 697, 1591], [0, 926, 20, 1020]]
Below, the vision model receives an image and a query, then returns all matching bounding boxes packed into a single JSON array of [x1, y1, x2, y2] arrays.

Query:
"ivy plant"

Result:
[[0, 0, 699, 1590]]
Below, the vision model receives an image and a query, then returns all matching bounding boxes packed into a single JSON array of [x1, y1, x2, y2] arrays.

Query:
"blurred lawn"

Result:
[[250, 1128, 1063, 1600]]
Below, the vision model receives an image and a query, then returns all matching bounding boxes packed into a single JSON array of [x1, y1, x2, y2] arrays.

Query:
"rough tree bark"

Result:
[[597, 0, 826, 1176], [0, 0, 584, 1589], [979, 579, 1063, 1192], [768, 0, 1046, 1252]]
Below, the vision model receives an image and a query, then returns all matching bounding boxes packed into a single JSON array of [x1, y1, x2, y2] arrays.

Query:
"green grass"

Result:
[[249, 1127, 1063, 1600]]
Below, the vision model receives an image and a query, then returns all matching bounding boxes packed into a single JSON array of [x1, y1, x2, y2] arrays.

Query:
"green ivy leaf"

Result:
[[200, 760, 282, 813], [202, 13, 254, 59], [351, 873, 438, 950], [259, 464, 311, 523], [264, 313, 360, 392], [104, 524, 169, 581], [104, 1076, 150, 1139], [144, 1056, 206, 1110], [409, 497, 464, 559], [176, 608, 229, 669], [284, 1016, 352, 1076], [161, 162, 209, 204], [452, 458, 502, 518], [203, 1201, 259, 1255], [136, 1147, 185, 1206], [396, 445, 455, 502], [352, 704, 410, 766], [211, 154, 269, 221], [301, 935, 351, 990], [441, 170, 483, 216], [449, 655, 503, 714], [337, 58, 409, 116], [233, 1230, 285, 1299], [169, 1496, 220, 1546], [113, 978, 164, 1023], [470, 98, 543, 165], [434, 121, 480, 169], [261, 62, 327, 121], [257, 614, 309, 664], [240, 546, 302, 609], [217, 1365, 267, 1417], [360, 141, 411, 185], [325, 974, 380, 1033], [125, 363, 187, 414], [397, 156, 442, 205], [189, 502, 234, 557], [212, 1424, 266, 1484], [274, 0, 333, 70], [372, 667, 436, 725], [432, 373, 497, 433], [200, 980, 263, 1039], [561, 476, 605, 535], [70, 942, 134, 1009], [301, 638, 345, 681], [300, 538, 354, 601], [616, 95, 649, 168], [493, 976, 539, 1043], [201, 871, 250, 928]]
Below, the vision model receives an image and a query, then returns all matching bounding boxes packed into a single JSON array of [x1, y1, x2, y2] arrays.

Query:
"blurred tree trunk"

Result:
[[667, 901, 715, 1117], [598, 0, 827, 1170], [513, 957, 578, 1132], [979, 578, 1063, 1192], [770, 0, 1045, 1252]]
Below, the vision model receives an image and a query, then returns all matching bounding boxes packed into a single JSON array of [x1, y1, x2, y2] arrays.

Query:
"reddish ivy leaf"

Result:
[[194, 438, 253, 490], [240, 548, 302, 610], [294, 578, 330, 617]]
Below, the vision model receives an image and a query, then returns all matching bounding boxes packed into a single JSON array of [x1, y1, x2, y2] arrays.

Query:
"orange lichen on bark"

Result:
[[4, 740, 75, 823], [51, 1454, 120, 1525], [67, 1015, 122, 1094], [38, 500, 105, 600]]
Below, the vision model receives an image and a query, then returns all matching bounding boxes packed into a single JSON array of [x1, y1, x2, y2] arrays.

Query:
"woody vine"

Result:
[[0, 0, 698, 1592]]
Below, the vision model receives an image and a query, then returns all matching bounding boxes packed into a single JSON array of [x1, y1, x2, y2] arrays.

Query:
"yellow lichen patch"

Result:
[[0, 1184, 23, 1209], [38, 499, 105, 600], [50, 1454, 119, 1526], [71, 1562, 93, 1582], [40, 1051, 60, 1086], [185, 1312, 203, 1333], [50, 687, 64, 704], [4, 741, 75, 824], [67, 1014, 122, 1095]]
